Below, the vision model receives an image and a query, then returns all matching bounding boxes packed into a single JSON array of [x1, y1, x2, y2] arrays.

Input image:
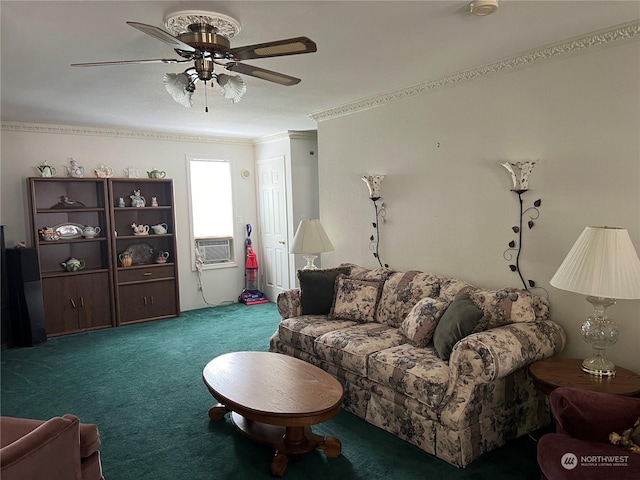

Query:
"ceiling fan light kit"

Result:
[[71, 10, 316, 109], [470, 0, 499, 16]]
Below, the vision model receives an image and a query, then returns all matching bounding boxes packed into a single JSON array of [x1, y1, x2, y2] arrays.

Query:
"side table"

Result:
[[529, 357, 640, 397]]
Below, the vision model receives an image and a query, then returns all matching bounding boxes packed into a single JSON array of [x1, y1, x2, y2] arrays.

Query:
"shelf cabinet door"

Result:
[[118, 280, 177, 324], [42, 273, 113, 335], [147, 280, 177, 318], [77, 272, 112, 329], [118, 284, 149, 324], [41, 276, 79, 335]]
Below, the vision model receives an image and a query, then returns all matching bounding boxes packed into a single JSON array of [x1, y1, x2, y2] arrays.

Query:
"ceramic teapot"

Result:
[[147, 168, 166, 179], [61, 257, 85, 272], [40, 227, 60, 241], [119, 252, 132, 267], [151, 223, 168, 234], [94, 164, 114, 178], [131, 223, 149, 235], [64, 158, 85, 178], [82, 226, 101, 238], [154, 251, 170, 264], [36, 161, 56, 177]]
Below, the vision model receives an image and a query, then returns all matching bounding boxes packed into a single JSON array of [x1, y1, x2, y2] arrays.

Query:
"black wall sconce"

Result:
[[362, 175, 388, 268], [500, 161, 542, 291]]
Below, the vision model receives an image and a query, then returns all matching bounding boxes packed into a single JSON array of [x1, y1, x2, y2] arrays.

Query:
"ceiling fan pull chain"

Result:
[[204, 80, 209, 113]]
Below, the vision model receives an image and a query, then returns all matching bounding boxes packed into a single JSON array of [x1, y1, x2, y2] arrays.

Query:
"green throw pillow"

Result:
[[298, 267, 351, 315], [433, 293, 484, 361]]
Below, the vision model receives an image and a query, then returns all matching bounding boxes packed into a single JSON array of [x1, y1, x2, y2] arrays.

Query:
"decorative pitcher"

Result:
[[154, 251, 170, 264], [119, 252, 132, 267]]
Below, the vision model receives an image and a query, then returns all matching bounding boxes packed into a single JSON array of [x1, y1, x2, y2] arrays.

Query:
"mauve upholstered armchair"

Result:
[[0, 414, 104, 480], [537, 387, 640, 480]]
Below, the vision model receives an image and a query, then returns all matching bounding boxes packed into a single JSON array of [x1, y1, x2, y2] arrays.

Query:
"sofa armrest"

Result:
[[277, 289, 302, 319], [448, 320, 567, 386], [1, 415, 82, 480]]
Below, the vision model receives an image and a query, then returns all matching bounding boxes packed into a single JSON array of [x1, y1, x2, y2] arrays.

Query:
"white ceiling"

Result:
[[1, 1, 639, 139]]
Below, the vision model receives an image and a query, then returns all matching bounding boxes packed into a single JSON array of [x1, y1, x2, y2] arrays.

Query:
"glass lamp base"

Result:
[[302, 254, 318, 270], [581, 296, 618, 377], [582, 356, 616, 377]]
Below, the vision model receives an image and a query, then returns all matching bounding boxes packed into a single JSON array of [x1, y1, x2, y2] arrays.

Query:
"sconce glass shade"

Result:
[[362, 175, 385, 200], [550, 226, 640, 376], [290, 219, 335, 269], [500, 161, 536, 191]]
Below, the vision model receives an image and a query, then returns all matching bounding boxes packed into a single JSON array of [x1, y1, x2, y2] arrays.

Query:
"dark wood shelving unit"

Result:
[[28, 177, 115, 336], [109, 178, 180, 326], [27, 176, 180, 337]]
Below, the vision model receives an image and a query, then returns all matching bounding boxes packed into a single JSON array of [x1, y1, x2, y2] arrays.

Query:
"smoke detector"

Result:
[[470, 0, 499, 16]]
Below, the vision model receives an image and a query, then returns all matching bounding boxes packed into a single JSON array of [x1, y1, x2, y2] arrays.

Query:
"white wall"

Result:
[[318, 41, 640, 372], [0, 126, 256, 310]]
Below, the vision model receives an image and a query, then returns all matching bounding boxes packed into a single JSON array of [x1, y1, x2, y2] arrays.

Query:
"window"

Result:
[[187, 157, 235, 267]]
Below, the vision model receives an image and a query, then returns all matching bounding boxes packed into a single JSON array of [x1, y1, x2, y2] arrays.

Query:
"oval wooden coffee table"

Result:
[[202, 351, 344, 477]]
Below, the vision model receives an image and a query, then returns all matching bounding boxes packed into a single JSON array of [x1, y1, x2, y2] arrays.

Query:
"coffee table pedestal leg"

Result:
[[208, 403, 229, 421], [230, 413, 341, 477]]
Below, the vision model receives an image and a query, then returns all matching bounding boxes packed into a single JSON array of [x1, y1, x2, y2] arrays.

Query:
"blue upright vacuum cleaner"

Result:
[[239, 224, 269, 305]]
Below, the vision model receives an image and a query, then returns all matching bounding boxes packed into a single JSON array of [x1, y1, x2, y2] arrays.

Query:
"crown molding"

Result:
[[310, 20, 640, 123], [0, 122, 254, 146], [255, 130, 317, 145]]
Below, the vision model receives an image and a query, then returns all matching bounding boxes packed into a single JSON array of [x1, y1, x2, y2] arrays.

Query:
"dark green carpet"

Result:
[[1, 303, 543, 479]]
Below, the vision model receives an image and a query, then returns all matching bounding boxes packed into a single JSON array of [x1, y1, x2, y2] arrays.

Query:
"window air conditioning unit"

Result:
[[196, 238, 232, 264]]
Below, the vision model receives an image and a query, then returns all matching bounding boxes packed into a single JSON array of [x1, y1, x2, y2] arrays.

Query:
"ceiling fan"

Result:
[[71, 10, 317, 109]]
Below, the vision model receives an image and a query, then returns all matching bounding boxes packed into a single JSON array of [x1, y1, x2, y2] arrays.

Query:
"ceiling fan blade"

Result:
[[227, 37, 317, 61], [71, 58, 190, 67], [127, 21, 196, 53], [226, 62, 301, 85]]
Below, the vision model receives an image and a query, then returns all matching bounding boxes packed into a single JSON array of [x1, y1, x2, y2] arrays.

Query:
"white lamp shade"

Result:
[[290, 219, 334, 254], [550, 226, 640, 299]]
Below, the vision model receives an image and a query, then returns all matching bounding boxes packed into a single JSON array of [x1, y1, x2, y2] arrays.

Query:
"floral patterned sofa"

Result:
[[269, 263, 566, 467]]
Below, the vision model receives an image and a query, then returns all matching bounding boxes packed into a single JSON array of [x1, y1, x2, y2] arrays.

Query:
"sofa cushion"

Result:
[[468, 287, 535, 331], [314, 323, 407, 376], [278, 315, 358, 353], [297, 267, 351, 315], [375, 271, 443, 328], [399, 298, 450, 347], [330, 275, 382, 323], [433, 294, 484, 361], [438, 277, 477, 302], [340, 263, 394, 281], [368, 344, 451, 409]]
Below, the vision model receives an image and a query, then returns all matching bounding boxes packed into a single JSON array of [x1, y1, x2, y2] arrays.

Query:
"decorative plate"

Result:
[[53, 223, 84, 239], [124, 243, 154, 265]]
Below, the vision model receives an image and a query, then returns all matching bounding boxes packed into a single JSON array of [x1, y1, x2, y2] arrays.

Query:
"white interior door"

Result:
[[257, 157, 289, 301]]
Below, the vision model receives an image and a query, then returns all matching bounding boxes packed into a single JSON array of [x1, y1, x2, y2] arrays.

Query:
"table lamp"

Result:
[[550, 226, 640, 376], [290, 219, 335, 269]]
